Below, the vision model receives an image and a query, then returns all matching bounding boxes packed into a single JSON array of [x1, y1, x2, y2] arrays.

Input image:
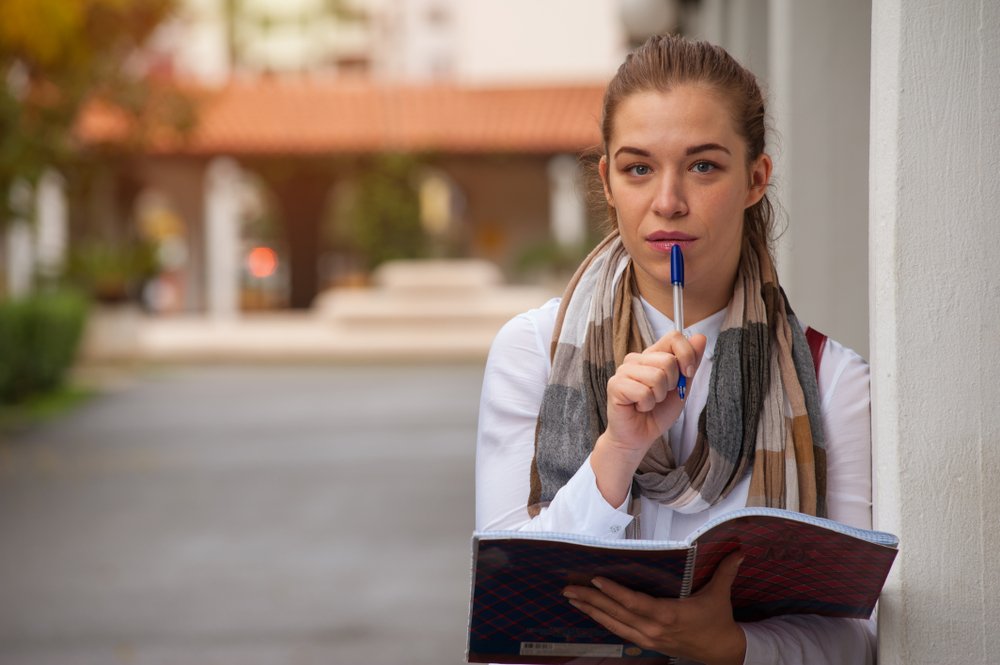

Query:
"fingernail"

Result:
[[591, 578, 604, 590], [685, 365, 695, 377], [563, 589, 577, 599]]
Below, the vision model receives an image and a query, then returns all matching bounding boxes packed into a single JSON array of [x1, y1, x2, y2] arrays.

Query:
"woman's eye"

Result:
[[626, 164, 651, 176], [691, 161, 716, 174]]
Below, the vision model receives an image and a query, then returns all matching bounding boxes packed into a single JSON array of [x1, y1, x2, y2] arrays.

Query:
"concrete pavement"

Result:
[[0, 362, 484, 665]]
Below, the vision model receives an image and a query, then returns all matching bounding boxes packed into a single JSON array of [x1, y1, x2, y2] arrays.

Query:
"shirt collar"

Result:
[[639, 297, 727, 361]]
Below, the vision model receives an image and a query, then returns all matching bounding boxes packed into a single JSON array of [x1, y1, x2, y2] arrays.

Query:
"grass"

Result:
[[0, 385, 96, 434]]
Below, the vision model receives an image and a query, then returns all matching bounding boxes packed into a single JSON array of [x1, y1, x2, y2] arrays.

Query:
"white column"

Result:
[[768, 0, 872, 358], [204, 157, 242, 320], [692, 0, 727, 45], [724, 0, 769, 78], [5, 180, 35, 297], [35, 169, 68, 281], [870, 1, 1000, 663], [767, 0, 793, 287], [5, 221, 33, 298], [547, 154, 586, 248]]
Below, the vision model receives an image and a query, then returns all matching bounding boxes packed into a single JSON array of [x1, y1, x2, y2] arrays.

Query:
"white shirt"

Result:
[[475, 297, 875, 665]]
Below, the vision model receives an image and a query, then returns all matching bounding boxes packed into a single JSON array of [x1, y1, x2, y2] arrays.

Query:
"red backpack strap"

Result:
[[804, 326, 828, 380]]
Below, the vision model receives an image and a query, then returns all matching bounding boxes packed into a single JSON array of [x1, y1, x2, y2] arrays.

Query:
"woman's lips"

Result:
[[645, 233, 696, 253]]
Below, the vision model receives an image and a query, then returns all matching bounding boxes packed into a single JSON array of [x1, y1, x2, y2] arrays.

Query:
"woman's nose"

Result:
[[652, 173, 688, 218]]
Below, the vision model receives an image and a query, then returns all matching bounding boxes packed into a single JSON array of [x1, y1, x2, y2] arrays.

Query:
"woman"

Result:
[[475, 35, 873, 665]]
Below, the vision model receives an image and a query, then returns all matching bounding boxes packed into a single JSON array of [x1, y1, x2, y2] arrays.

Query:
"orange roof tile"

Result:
[[78, 79, 607, 156]]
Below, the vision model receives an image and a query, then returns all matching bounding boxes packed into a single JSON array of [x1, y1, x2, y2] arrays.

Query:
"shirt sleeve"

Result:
[[741, 615, 875, 665], [475, 305, 634, 537], [818, 338, 873, 530], [739, 336, 875, 664]]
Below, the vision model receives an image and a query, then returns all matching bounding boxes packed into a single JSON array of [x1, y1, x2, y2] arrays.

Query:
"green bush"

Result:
[[0, 290, 89, 404], [66, 240, 158, 303]]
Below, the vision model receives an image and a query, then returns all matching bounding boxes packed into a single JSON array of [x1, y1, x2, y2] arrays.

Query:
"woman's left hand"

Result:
[[562, 551, 747, 665]]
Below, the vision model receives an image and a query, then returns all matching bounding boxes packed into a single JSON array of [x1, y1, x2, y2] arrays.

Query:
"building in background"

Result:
[[159, 0, 630, 84], [58, 0, 870, 359], [69, 0, 649, 316]]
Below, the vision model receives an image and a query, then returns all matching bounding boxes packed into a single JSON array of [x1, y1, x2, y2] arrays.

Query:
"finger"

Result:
[[565, 596, 655, 651], [590, 577, 663, 617], [634, 351, 681, 382], [618, 362, 674, 403], [563, 581, 653, 618], [646, 331, 705, 379], [625, 351, 679, 388], [622, 351, 643, 365], [564, 583, 666, 639], [646, 329, 688, 354], [608, 376, 660, 412]]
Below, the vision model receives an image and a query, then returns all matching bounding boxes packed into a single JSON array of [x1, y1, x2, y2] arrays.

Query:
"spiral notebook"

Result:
[[467, 507, 898, 664]]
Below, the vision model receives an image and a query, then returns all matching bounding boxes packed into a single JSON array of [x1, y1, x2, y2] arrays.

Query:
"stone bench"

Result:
[[313, 259, 554, 332]]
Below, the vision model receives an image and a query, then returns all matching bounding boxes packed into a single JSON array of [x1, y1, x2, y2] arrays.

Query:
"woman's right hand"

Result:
[[590, 330, 707, 507]]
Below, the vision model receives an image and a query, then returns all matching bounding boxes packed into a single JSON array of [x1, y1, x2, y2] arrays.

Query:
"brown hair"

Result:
[[598, 34, 774, 255]]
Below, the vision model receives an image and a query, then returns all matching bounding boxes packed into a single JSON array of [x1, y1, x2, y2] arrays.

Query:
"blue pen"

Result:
[[671, 244, 686, 400]]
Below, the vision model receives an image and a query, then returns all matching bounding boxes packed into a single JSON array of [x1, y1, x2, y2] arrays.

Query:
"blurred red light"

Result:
[[247, 246, 278, 278]]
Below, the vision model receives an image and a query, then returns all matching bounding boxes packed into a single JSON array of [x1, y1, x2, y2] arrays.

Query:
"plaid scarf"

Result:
[[528, 232, 826, 525]]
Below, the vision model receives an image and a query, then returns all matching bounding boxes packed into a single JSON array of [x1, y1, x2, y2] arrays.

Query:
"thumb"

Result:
[[688, 333, 708, 374], [703, 551, 744, 598]]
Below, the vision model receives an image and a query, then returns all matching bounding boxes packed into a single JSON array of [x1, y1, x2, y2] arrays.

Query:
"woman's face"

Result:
[[599, 85, 771, 318]]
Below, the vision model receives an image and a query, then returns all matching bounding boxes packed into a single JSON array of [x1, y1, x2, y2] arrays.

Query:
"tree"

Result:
[[327, 154, 429, 271], [0, 0, 190, 229]]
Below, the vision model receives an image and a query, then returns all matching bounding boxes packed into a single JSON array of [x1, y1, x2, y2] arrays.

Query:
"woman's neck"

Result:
[[638, 276, 734, 328]]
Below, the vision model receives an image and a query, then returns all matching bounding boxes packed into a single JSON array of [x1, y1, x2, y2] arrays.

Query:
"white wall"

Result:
[[768, 0, 872, 358], [371, 0, 458, 80], [870, 0, 1000, 662], [164, 0, 230, 85], [166, 0, 628, 84], [687, 0, 769, 79], [689, 0, 870, 357], [452, 0, 626, 84]]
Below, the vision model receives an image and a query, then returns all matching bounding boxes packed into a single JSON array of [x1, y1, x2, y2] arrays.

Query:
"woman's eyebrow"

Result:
[[686, 143, 731, 156], [612, 143, 732, 159], [613, 146, 652, 158]]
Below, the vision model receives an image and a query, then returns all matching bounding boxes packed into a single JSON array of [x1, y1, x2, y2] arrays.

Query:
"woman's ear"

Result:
[[599, 155, 615, 207], [744, 153, 773, 208]]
